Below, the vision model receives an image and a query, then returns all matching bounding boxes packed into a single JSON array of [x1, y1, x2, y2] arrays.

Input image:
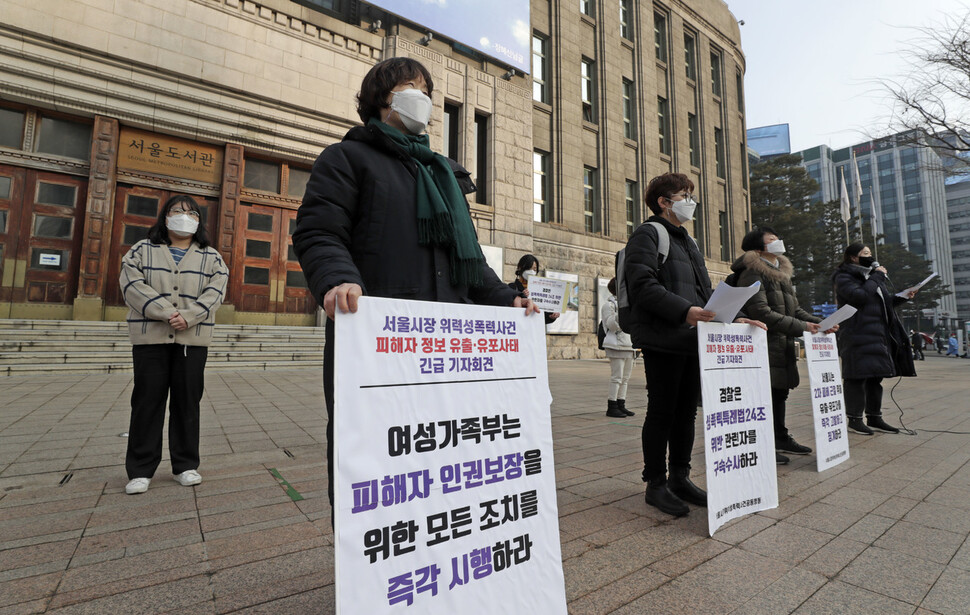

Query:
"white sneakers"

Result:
[[174, 470, 202, 486], [125, 470, 202, 494], [125, 477, 150, 494]]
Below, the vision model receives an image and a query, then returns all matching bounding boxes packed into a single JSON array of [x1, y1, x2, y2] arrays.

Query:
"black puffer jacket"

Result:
[[832, 263, 916, 379], [293, 123, 516, 309], [733, 252, 820, 389], [624, 216, 712, 355]]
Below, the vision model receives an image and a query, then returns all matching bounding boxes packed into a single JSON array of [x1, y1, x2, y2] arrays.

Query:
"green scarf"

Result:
[[370, 119, 484, 287]]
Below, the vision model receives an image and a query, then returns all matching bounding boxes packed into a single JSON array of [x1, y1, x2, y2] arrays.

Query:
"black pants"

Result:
[[843, 377, 883, 419], [641, 349, 700, 483], [126, 343, 208, 479], [913, 347, 924, 360], [771, 387, 790, 441]]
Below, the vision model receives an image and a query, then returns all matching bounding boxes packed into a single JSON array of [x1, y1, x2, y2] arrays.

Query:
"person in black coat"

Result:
[[832, 243, 917, 436], [624, 172, 764, 517], [508, 254, 560, 325], [293, 57, 538, 512], [910, 330, 925, 360], [733, 227, 833, 464]]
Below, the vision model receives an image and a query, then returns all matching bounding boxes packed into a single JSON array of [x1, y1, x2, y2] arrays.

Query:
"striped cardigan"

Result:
[[120, 239, 229, 346]]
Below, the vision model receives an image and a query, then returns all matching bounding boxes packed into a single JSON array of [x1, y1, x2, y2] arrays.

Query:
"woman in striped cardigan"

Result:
[[119, 195, 229, 495]]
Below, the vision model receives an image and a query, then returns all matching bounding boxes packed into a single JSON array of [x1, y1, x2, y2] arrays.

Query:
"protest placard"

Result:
[[698, 322, 778, 535], [526, 276, 569, 313], [333, 297, 567, 614], [802, 332, 850, 472]]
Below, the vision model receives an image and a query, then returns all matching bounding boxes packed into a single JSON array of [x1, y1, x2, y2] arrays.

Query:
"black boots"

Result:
[[644, 479, 689, 517], [606, 400, 626, 418], [867, 415, 900, 434], [668, 468, 707, 507], [847, 417, 873, 435], [617, 399, 634, 417]]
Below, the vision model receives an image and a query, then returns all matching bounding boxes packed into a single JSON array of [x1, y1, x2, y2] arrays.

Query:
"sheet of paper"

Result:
[[818, 305, 857, 331], [896, 272, 937, 298], [703, 281, 761, 323]]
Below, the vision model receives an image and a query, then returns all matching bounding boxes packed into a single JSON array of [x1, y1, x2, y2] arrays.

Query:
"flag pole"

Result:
[[840, 167, 850, 246]]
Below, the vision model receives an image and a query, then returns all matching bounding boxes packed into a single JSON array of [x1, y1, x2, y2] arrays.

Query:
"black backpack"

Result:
[[597, 321, 606, 350]]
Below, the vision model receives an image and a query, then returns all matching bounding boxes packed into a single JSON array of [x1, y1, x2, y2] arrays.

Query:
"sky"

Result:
[[726, 0, 970, 153]]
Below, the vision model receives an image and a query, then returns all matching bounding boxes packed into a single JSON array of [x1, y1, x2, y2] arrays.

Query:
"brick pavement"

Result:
[[2, 355, 970, 613]]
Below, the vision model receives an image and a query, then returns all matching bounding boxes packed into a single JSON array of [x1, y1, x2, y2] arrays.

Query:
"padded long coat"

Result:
[[832, 263, 916, 380], [732, 252, 820, 390]]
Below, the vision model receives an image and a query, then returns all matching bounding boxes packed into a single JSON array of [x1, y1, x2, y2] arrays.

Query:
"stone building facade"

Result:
[[0, 0, 747, 356]]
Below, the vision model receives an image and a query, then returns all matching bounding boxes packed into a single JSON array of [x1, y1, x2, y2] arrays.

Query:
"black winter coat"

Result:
[[293, 124, 517, 309], [623, 216, 712, 355], [733, 252, 820, 390], [832, 263, 916, 380]]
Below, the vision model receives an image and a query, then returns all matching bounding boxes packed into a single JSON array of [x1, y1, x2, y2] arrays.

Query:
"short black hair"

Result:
[[356, 57, 434, 123], [607, 277, 617, 295], [741, 226, 776, 252], [644, 173, 695, 215], [147, 195, 210, 248], [843, 242, 866, 264], [515, 254, 540, 277]]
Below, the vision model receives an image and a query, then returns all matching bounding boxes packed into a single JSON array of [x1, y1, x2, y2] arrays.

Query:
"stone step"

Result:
[[1, 350, 323, 364], [0, 340, 325, 352]]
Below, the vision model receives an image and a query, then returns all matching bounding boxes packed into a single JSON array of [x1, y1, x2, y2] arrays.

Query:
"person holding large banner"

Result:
[[624, 173, 764, 517], [731, 227, 831, 465], [293, 57, 538, 514], [832, 243, 916, 436]]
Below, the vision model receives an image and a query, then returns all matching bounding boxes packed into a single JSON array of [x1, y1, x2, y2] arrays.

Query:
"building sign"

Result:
[[803, 332, 850, 472], [363, 1, 531, 73], [698, 322, 778, 535], [117, 128, 223, 184], [333, 296, 567, 614]]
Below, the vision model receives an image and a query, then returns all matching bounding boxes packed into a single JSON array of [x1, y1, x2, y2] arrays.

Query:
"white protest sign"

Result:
[[803, 332, 850, 472], [698, 322, 778, 536], [526, 276, 568, 313], [334, 297, 566, 614]]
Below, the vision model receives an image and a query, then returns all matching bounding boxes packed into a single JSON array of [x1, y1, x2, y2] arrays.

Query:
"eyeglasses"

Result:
[[169, 208, 200, 219]]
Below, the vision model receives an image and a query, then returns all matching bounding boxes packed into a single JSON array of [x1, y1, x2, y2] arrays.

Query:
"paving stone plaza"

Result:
[[2, 355, 970, 614]]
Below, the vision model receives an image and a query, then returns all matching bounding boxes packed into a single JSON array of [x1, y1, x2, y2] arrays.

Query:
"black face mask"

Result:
[[858, 256, 875, 267]]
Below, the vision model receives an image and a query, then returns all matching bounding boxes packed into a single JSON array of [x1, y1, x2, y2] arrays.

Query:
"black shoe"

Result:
[[668, 471, 707, 507], [617, 399, 635, 417], [867, 416, 900, 434], [776, 435, 812, 455], [776, 452, 790, 465], [605, 400, 626, 418], [644, 483, 689, 516], [847, 418, 874, 435]]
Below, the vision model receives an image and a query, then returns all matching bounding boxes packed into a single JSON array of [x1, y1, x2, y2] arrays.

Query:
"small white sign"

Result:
[[698, 322, 778, 536], [525, 276, 568, 313], [38, 253, 61, 267], [803, 332, 851, 472]]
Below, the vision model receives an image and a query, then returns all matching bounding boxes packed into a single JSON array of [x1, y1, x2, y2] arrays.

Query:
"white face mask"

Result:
[[523, 270, 536, 281], [167, 214, 199, 237], [766, 239, 786, 255], [390, 88, 432, 134], [668, 196, 697, 223]]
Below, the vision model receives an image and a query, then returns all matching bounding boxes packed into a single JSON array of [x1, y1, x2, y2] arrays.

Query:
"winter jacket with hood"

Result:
[[732, 251, 820, 389], [293, 123, 517, 309], [832, 262, 916, 380]]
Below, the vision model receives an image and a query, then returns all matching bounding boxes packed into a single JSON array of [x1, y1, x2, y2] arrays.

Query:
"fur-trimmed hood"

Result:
[[731, 251, 793, 283]]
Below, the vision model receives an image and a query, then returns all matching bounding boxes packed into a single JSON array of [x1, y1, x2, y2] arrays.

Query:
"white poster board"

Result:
[[803, 332, 851, 472], [544, 271, 579, 335], [480, 245, 504, 281], [698, 322, 778, 536], [334, 297, 567, 614], [526, 276, 569, 313]]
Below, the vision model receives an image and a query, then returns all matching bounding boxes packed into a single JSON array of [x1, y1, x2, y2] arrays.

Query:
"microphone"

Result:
[[870, 261, 880, 269]]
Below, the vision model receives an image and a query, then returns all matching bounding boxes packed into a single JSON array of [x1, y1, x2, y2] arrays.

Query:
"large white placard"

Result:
[[543, 271, 579, 335], [803, 332, 851, 472], [334, 297, 567, 614], [698, 322, 778, 535]]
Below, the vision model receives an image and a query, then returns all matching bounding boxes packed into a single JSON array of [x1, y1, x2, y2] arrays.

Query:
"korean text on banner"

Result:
[[698, 322, 778, 536], [803, 333, 850, 472], [333, 297, 567, 614], [526, 276, 569, 313]]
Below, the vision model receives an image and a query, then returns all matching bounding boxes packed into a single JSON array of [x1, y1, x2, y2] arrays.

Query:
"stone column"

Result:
[[215, 143, 243, 323], [73, 116, 119, 321]]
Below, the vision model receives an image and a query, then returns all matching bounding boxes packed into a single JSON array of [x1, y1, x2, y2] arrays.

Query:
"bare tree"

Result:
[[881, 12, 970, 176]]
